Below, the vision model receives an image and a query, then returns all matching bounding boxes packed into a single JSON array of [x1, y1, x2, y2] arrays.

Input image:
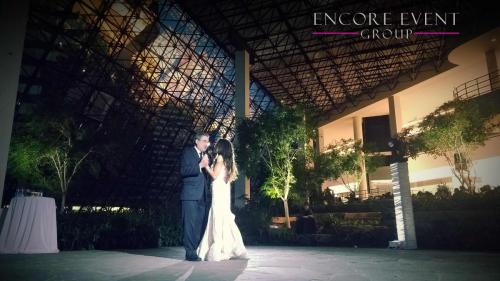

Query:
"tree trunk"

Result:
[[283, 198, 291, 229], [60, 192, 66, 214]]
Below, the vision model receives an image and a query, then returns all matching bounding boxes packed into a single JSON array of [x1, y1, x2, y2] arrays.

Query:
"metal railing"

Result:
[[453, 69, 500, 100]]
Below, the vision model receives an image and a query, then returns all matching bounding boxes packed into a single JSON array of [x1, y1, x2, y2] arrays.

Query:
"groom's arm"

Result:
[[180, 148, 202, 178]]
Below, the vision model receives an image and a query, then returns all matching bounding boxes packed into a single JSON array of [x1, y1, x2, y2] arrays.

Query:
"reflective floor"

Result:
[[1, 246, 500, 281]]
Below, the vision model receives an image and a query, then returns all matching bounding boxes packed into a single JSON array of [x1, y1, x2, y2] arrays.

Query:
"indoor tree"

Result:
[[236, 106, 310, 228], [321, 139, 384, 199], [400, 93, 499, 193], [293, 145, 328, 205], [41, 118, 93, 213], [8, 115, 94, 214]]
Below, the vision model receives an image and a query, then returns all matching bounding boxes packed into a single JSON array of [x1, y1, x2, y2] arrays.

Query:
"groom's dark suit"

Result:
[[180, 146, 209, 260]]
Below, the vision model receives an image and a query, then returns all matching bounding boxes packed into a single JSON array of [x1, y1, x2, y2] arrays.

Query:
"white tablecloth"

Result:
[[0, 196, 59, 254]]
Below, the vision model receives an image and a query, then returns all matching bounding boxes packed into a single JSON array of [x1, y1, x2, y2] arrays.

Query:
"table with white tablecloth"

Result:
[[0, 196, 59, 254]]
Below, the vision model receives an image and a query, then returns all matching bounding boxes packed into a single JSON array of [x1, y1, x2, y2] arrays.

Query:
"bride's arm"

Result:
[[204, 155, 224, 180]]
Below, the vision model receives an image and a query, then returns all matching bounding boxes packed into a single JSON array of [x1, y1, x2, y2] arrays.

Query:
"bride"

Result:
[[197, 139, 248, 261]]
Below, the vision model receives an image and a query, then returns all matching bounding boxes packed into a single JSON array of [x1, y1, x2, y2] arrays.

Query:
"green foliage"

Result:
[[320, 139, 384, 193], [236, 105, 317, 228], [7, 103, 96, 213], [268, 228, 299, 244], [236, 105, 308, 194], [261, 173, 291, 199], [235, 196, 273, 245], [236, 105, 384, 215], [292, 145, 324, 202], [434, 184, 452, 200], [400, 93, 500, 192], [405, 93, 500, 157], [7, 134, 54, 190], [414, 209, 500, 250], [58, 207, 181, 250], [236, 185, 500, 249], [5, 7, 142, 208], [293, 138, 384, 205]]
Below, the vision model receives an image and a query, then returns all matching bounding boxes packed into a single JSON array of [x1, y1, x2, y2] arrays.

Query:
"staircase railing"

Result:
[[453, 69, 500, 100]]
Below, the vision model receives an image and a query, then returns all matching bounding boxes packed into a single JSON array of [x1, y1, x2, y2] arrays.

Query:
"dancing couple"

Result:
[[180, 132, 247, 262]]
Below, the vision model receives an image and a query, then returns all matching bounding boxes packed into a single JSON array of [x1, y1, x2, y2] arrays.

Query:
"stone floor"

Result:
[[1, 246, 500, 281]]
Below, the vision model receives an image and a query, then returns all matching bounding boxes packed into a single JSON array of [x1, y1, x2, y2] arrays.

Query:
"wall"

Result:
[[319, 28, 500, 194]]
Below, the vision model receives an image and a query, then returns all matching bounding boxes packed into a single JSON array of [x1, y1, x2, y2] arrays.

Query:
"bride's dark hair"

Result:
[[214, 139, 238, 183]]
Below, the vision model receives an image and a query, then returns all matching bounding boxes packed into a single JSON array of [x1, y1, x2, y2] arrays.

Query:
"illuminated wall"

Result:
[[319, 29, 500, 196]]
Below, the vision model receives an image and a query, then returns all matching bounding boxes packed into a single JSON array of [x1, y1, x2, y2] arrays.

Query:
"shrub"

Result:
[[57, 207, 181, 250], [235, 197, 272, 245], [268, 228, 298, 244], [239, 185, 500, 250], [435, 185, 452, 200]]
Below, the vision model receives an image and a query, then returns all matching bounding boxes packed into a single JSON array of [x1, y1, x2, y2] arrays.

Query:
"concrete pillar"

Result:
[[0, 0, 30, 206], [388, 95, 417, 249], [388, 95, 402, 136], [352, 116, 368, 200], [233, 50, 251, 208], [390, 162, 417, 249], [317, 127, 325, 153]]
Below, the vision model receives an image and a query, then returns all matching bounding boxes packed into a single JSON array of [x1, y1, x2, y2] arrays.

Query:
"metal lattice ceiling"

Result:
[[15, 0, 275, 206], [178, 0, 480, 122], [12, 0, 494, 206]]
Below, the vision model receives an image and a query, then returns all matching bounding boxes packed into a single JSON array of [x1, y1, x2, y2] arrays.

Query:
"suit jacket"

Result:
[[180, 146, 209, 201]]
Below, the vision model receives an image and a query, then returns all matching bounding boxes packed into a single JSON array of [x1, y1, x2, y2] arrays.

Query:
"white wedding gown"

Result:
[[196, 166, 247, 261]]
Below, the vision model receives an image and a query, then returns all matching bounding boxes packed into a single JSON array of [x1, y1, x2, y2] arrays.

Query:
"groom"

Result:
[[180, 132, 210, 261]]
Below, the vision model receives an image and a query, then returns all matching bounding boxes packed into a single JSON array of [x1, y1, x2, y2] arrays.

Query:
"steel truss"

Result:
[[16, 0, 275, 206], [178, 0, 469, 119]]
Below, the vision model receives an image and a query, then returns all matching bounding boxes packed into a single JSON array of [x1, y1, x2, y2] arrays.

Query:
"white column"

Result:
[[388, 95, 417, 249], [352, 116, 368, 200], [0, 0, 30, 206], [390, 162, 417, 249], [234, 50, 251, 208]]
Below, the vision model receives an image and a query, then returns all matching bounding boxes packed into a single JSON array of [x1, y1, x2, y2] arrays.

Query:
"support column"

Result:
[[352, 116, 368, 200], [234, 50, 251, 208], [388, 95, 417, 249], [390, 162, 417, 249], [317, 127, 325, 153], [0, 0, 30, 206], [388, 95, 403, 136]]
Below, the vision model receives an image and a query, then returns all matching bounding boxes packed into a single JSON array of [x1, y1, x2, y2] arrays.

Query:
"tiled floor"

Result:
[[1, 246, 500, 281]]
